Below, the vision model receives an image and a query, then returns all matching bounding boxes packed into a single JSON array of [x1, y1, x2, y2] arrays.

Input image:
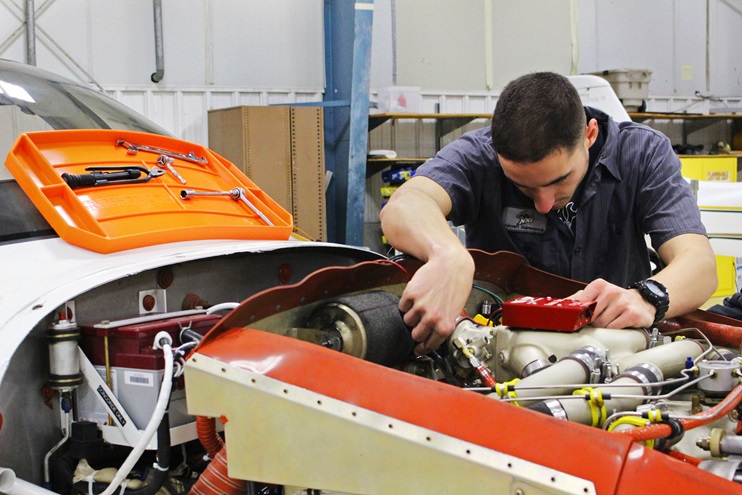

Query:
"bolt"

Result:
[[696, 437, 710, 450]]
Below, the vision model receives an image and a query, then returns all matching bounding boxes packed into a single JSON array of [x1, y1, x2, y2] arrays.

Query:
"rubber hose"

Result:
[[666, 449, 703, 466], [188, 448, 246, 495], [196, 416, 224, 459], [72, 411, 171, 495], [616, 383, 742, 442]]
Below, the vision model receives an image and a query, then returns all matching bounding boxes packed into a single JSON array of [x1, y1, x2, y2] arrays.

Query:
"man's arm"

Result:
[[573, 233, 717, 328], [380, 176, 474, 354]]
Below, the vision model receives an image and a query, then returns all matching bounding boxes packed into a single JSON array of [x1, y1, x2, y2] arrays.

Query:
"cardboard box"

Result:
[[208, 106, 326, 241]]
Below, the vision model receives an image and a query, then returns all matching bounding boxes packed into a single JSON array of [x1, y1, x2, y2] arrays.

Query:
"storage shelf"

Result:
[[628, 112, 742, 120], [366, 157, 428, 163], [369, 112, 491, 132], [628, 112, 742, 145]]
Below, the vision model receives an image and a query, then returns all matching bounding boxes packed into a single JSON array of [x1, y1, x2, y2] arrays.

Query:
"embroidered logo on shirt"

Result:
[[503, 207, 547, 234], [557, 201, 578, 235]]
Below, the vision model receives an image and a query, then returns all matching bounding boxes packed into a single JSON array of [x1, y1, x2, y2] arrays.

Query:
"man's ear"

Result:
[[585, 118, 599, 148]]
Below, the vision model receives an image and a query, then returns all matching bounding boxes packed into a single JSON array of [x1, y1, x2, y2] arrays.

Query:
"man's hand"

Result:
[[571, 278, 655, 328], [399, 250, 474, 355]]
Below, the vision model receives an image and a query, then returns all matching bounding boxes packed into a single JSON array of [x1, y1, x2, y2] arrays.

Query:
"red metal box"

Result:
[[80, 313, 222, 370], [501, 296, 596, 332]]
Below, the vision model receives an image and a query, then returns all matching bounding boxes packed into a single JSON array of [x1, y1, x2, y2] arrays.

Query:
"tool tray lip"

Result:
[[5, 129, 293, 253]]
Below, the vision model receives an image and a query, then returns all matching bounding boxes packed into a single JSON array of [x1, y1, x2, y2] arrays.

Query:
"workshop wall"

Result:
[[1, 0, 740, 143], [0, 0, 325, 89], [378, 0, 742, 98]]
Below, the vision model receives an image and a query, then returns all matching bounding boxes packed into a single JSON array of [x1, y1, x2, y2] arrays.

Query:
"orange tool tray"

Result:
[[5, 129, 293, 253]]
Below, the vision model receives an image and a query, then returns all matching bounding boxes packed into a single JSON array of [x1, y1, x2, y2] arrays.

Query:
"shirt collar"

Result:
[[585, 106, 622, 182]]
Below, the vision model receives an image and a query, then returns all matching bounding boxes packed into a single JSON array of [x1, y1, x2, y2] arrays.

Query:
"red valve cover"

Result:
[[501, 296, 596, 332]]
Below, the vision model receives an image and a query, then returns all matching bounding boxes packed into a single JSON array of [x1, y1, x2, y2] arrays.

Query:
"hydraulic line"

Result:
[[666, 449, 703, 466], [0, 468, 61, 495], [616, 382, 742, 442]]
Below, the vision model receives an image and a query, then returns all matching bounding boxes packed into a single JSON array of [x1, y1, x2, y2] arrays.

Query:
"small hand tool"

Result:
[[61, 166, 165, 189], [116, 139, 208, 164], [180, 188, 274, 226], [157, 155, 187, 184]]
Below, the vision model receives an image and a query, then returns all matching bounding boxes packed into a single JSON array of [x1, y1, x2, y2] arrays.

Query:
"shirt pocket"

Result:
[[508, 231, 561, 275]]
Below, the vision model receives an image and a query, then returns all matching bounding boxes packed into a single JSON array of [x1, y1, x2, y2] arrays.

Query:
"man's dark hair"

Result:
[[491, 72, 585, 163]]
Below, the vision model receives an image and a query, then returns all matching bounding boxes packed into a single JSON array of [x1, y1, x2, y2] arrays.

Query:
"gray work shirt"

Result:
[[415, 107, 707, 287]]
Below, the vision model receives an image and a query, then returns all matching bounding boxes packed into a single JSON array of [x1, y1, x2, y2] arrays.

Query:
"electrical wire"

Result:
[[373, 258, 412, 279], [471, 284, 504, 306], [96, 333, 174, 495]]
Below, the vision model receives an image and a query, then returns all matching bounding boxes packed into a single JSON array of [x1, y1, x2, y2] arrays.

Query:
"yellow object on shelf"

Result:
[[713, 255, 738, 298], [680, 156, 737, 182]]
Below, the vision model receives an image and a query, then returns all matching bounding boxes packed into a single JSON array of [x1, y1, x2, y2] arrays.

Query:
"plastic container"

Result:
[[377, 86, 422, 113], [590, 69, 652, 111]]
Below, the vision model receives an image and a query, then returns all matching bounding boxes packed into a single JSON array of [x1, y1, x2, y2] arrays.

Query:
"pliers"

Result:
[[61, 165, 165, 189]]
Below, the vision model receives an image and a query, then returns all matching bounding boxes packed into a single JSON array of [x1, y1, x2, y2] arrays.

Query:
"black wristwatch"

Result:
[[630, 279, 670, 324]]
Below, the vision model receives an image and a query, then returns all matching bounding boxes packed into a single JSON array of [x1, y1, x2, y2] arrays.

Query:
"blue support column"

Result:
[[323, 0, 374, 246], [346, 0, 374, 247]]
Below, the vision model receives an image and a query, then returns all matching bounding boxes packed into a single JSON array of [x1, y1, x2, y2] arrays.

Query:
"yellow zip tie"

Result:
[[495, 378, 520, 399], [646, 409, 664, 423], [607, 416, 655, 449], [573, 387, 607, 428]]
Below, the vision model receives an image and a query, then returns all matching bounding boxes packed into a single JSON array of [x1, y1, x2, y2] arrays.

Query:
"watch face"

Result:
[[645, 281, 665, 297]]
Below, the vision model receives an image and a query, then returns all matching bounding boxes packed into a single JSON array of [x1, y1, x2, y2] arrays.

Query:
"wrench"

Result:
[[157, 155, 187, 184], [116, 139, 208, 164], [180, 188, 274, 226]]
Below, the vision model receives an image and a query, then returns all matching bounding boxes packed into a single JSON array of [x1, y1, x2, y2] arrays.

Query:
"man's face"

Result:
[[498, 119, 598, 214]]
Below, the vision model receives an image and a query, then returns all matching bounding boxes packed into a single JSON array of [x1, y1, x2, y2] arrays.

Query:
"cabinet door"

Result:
[[680, 156, 737, 182]]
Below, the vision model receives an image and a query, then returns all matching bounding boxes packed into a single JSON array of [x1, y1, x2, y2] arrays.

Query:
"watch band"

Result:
[[629, 279, 669, 324]]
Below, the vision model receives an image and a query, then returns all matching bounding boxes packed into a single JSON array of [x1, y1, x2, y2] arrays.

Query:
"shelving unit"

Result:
[[365, 111, 742, 255], [628, 112, 742, 145], [365, 113, 493, 251]]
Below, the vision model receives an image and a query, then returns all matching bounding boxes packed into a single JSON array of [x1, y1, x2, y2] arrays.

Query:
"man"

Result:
[[380, 71, 717, 356]]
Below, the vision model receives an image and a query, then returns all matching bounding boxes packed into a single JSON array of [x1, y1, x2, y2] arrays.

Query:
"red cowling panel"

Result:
[[194, 328, 716, 495], [197, 329, 739, 494], [616, 443, 742, 494]]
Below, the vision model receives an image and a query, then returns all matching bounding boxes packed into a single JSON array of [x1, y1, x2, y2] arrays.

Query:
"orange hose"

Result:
[[189, 447, 247, 495], [666, 449, 703, 466], [196, 416, 225, 458], [616, 383, 742, 442]]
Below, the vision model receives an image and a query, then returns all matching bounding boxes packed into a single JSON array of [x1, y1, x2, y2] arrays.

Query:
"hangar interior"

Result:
[[2, 2, 742, 495]]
